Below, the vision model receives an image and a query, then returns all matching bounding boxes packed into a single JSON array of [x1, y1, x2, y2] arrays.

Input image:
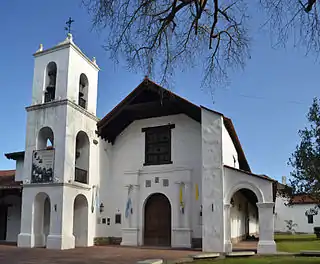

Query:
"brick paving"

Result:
[[0, 245, 197, 264]]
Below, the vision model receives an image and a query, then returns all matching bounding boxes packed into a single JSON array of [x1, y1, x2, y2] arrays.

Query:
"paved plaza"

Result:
[[0, 245, 197, 264]]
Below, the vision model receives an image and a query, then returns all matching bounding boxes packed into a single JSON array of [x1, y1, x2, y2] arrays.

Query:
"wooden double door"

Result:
[[144, 193, 171, 246]]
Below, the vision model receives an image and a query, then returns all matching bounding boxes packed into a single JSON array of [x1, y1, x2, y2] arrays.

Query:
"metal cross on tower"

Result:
[[65, 17, 75, 34]]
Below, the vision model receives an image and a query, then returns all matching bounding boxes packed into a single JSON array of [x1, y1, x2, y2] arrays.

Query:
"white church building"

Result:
[[1, 34, 277, 254]]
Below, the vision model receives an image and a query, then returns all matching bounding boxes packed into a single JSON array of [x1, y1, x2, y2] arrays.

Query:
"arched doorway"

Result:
[[229, 188, 259, 246], [144, 193, 171, 246], [33, 192, 51, 247], [73, 194, 88, 247]]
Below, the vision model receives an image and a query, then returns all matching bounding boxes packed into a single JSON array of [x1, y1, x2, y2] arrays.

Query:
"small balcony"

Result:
[[75, 167, 88, 184]]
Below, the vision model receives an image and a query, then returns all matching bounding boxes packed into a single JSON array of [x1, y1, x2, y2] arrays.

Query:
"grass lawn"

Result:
[[191, 256, 320, 264], [275, 233, 320, 252]]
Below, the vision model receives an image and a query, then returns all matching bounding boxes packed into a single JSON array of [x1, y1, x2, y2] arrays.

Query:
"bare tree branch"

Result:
[[82, 0, 249, 90]]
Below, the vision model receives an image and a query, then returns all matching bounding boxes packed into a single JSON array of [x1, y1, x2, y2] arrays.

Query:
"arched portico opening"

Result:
[[144, 193, 171, 246], [33, 192, 51, 247], [73, 194, 88, 247], [229, 189, 259, 246]]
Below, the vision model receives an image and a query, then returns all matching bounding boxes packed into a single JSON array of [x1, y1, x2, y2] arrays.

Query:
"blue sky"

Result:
[[0, 1, 318, 182]]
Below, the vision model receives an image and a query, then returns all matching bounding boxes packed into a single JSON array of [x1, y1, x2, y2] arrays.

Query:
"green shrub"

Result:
[[313, 227, 320, 238]]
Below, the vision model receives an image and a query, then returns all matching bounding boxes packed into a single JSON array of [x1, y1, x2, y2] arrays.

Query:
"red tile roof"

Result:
[[0, 170, 22, 188], [0, 170, 15, 177], [291, 194, 317, 205]]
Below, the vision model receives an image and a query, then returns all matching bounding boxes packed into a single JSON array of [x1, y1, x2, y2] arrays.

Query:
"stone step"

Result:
[[227, 251, 256, 257], [300, 251, 320, 256], [137, 259, 163, 264], [193, 253, 220, 259]]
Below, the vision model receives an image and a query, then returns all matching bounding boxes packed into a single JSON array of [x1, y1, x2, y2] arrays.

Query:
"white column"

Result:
[[184, 183, 191, 229], [47, 187, 75, 250], [18, 189, 35, 248], [121, 184, 140, 246], [131, 185, 140, 228], [201, 109, 224, 253], [257, 202, 276, 254], [172, 182, 191, 248], [224, 204, 232, 253]]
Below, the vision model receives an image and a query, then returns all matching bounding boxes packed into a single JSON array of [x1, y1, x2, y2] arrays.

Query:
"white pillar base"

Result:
[[224, 241, 233, 253], [47, 234, 75, 250], [172, 228, 191, 248], [257, 240, 277, 254], [18, 233, 34, 248], [121, 228, 139, 246]]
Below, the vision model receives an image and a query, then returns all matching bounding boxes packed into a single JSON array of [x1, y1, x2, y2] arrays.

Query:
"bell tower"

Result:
[[18, 33, 100, 250]]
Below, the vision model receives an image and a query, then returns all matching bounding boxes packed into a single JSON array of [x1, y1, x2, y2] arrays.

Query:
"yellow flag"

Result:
[[179, 184, 183, 204], [195, 184, 199, 201]]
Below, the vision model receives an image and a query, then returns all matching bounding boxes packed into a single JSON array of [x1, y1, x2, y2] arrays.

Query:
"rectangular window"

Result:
[[145, 180, 151, 188], [115, 214, 121, 224], [163, 179, 169, 187], [308, 215, 314, 224], [142, 124, 175, 166]]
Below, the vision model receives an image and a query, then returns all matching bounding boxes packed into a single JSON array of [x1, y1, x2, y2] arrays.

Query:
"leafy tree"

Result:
[[288, 97, 320, 205], [82, 0, 320, 89]]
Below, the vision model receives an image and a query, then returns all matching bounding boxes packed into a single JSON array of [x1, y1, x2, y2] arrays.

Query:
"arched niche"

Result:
[[44, 62, 57, 103], [75, 131, 90, 184], [37, 127, 54, 150], [33, 192, 51, 247], [228, 188, 259, 248], [78, 74, 88, 109], [73, 194, 89, 247]]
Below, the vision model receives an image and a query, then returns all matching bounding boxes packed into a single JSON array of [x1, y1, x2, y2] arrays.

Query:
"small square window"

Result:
[[308, 215, 314, 224], [115, 214, 121, 224], [107, 217, 110, 225], [146, 180, 151, 188], [102, 218, 106, 224], [155, 177, 159, 183], [163, 179, 169, 187]]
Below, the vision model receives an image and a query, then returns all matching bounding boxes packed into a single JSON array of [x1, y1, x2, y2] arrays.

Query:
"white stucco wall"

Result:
[[275, 196, 320, 233], [97, 114, 202, 243], [67, 46, 98, 115], [201, 108, 225, 252], [222, 124, 239, 169], [223, 166, 274, 204], [32, 47, 70, 105], [14, 159, 24, 182], [32, 42, 98, 115]]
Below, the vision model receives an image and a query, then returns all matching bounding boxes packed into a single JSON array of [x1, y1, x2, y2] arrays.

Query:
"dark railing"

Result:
[[78, 97, 86, 109], [75, 167, 88, 184]]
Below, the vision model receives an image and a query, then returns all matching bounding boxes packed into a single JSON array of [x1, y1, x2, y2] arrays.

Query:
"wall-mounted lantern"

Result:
[[99, 202, 105, 213]]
